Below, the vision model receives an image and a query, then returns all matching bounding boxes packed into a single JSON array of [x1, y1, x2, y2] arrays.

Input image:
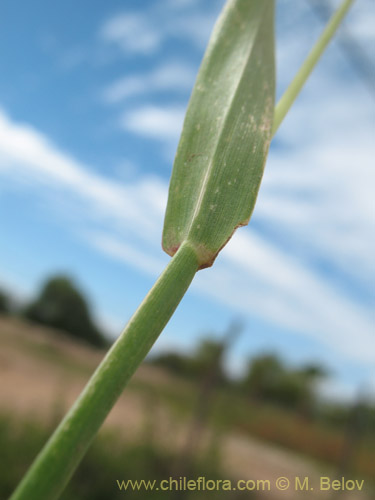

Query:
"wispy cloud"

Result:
[[0, 101, 373, 368], [86, 231, 167, 277], [101, 13, 162, 55], [120, 105, 185, 141], [0, 108, 167, 251], [261, 78, 375, 292], [103, 62, 196, 103], [100, 1, 222, 57], [216, 231, 374, 364]]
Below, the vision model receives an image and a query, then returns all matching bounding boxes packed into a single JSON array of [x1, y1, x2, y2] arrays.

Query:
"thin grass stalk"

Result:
[[272, 0, 355, 135], [10, 243, 198, 500]]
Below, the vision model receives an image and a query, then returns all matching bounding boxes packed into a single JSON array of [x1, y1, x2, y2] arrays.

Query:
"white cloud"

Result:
[[120, 105, 185, 141], [0, 108, 167, 258], [103, 76, 147, 103], [101, 13, 162, 55], [0, 101, 374, 370], [99, 1, 222, 58], [329, 0, 375, 47], [86, 231, 167, 277], [167, 10, 219, 49], [103, 62, 196, 103], [261, 78, 375, 291], [214, 231, 375, 364]]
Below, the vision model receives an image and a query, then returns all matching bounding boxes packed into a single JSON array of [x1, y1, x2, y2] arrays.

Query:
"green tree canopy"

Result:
[[152, 338, 228, 383], [0, 289, 11, 314], [243, 353, 326, 412], [24, 275, 106, 348]]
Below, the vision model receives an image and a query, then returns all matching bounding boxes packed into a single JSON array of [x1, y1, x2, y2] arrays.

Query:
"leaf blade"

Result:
[[163, 0, 275, 268]]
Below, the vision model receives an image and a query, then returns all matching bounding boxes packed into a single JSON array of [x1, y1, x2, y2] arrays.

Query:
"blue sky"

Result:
[[0, 0, 374, 402]]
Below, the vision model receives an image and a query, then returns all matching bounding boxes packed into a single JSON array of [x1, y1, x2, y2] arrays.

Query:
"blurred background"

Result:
[[0, 0, 374, 498]]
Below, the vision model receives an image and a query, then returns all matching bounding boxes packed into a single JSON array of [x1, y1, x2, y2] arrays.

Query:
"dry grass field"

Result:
[[0, 315, 372, 500]]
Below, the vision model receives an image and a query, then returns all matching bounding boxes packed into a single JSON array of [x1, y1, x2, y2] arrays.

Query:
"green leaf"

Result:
[[163, 0, 275, 269]]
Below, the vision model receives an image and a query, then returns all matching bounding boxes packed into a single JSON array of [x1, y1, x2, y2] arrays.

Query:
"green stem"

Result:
[[10, 242, 199, 500], [272, 0, 355, 136]]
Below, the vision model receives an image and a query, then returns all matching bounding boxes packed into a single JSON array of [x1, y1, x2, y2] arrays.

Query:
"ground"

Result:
[[0, 316, 372, 500]]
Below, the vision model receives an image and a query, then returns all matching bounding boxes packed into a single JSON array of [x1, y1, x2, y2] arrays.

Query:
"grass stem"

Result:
[[10, 242, 199, 500]]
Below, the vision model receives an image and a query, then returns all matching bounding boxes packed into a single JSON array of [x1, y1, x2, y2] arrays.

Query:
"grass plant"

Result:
[[10, 1, 355, 498]]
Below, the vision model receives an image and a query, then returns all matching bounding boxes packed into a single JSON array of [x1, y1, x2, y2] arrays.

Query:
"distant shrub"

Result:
[[151, 339, 228, 384], [0, 289, 11, 314], [243, 354, 326, 414], [23, 275, 106, 348]]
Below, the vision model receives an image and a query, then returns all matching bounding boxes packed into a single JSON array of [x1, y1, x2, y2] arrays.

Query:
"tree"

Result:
[[243, 353, 284, 403], [152, 338, 229, 382], [191, 339, 226, 381], [24, 275, 106, 347], [151, 352, 191, 376], [243, 353, 326, 413], [0, 289, 11, 314]]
